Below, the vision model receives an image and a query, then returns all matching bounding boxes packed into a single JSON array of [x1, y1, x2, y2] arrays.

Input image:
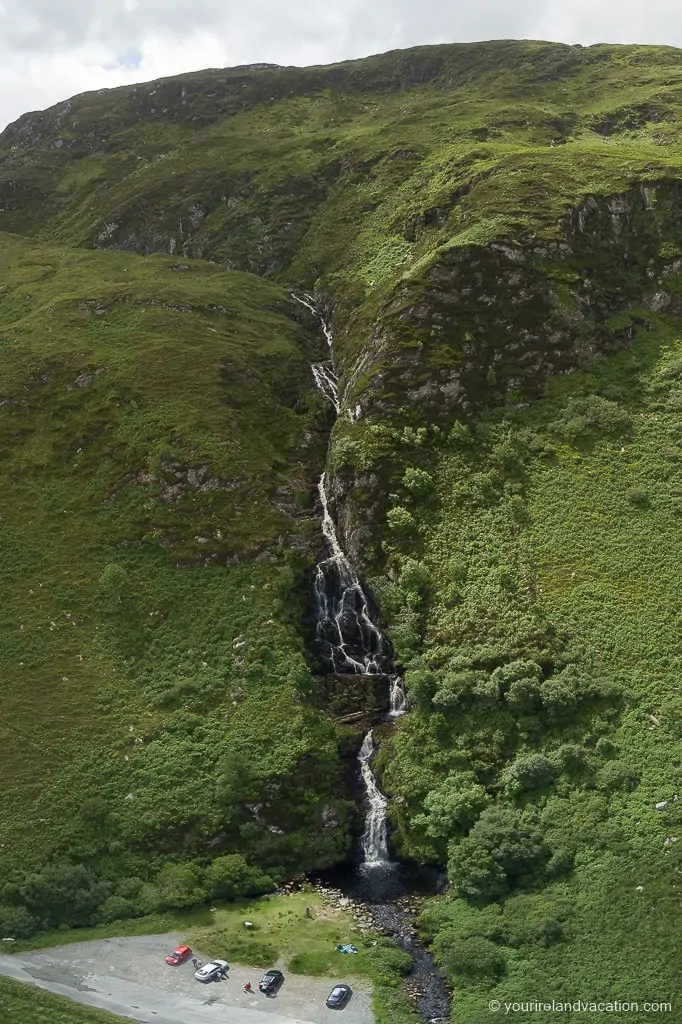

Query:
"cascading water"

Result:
[[294, 292, 340, 414], [297, 292, 452, 1023], [388, 674, 407, 718], [358, 731, 389, 863], [313, 473, 384, 675], [293, 291, 402, 866]]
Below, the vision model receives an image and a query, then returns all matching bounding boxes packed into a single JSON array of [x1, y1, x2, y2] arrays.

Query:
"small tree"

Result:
[[447, 840, 506, 900], [447, 805, 551, 899], [413, 772, 489, 847], [0, 904, 38, 938], [386, 506, 416, 538], [437, 933, 507, 981], [96, 564, 130, 611], [204, 854, 273, 901], [540, 678, 577, 720], [402, 467, 436, 500], [153, 863, 206, 911], [503, 754, 556, 794]]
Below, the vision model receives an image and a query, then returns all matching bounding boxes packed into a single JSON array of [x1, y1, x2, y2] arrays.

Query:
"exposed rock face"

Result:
[[323, 180, 682, 565], [315, 672, 390, 720]]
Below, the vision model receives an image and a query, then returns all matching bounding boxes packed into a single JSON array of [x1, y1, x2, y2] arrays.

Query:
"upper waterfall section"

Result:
[[294, 293, 389, 677]]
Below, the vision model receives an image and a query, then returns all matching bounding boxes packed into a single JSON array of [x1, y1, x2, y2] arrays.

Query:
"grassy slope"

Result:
[[0, 37, 681, 1020], [377, 323, 681, 1020], [0, 230, 351, 876], [1, 976, 127, 1024], [4, 42, 682, 295]]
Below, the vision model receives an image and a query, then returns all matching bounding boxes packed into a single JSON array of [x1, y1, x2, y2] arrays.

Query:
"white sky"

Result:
[[1, 0, 681, 130]]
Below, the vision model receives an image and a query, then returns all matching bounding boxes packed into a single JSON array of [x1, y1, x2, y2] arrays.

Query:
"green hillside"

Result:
[[0, 975, 127, 1024], [0, 38, 680, 1022]]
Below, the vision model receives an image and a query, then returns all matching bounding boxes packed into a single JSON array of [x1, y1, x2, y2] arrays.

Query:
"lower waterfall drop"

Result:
[[388, 675, 407, 718], [357, 730, 389, 865]]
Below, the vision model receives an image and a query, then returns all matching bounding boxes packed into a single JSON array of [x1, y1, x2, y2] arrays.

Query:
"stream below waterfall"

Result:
[[295, 293, 450, 1024]]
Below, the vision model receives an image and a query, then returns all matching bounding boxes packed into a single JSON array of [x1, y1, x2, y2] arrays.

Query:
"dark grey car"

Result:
[[326, 983, 352, 1009], [259, 969, 284, 996]]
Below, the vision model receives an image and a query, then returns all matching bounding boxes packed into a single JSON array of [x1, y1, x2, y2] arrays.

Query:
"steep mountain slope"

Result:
[[0, 38, 681, 1021], [0, 232, 353, 918]]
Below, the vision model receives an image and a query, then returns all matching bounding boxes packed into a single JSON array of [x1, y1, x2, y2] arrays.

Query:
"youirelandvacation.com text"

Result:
[[487, 999, 673, 1014]]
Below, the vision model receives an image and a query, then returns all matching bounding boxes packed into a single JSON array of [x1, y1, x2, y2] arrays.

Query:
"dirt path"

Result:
[[0, 933, 374, 1024]]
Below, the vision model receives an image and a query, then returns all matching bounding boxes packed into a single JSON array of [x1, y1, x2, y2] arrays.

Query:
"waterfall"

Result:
[[313, 473, 385, 674], [388, 674, 407, 718], [294, 291, 407, 868], [311, 365, 340, 413], [358, 731, 389, 864]]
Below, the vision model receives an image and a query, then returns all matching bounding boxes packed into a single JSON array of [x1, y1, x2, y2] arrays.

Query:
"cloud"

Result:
[[1, 0, 681, 130]]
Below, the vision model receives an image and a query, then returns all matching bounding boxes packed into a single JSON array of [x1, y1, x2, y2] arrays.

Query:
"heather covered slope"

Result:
[[0, 230, 352, 906], [0, 38, 681, 1021], [372, 322, 681, 1018]]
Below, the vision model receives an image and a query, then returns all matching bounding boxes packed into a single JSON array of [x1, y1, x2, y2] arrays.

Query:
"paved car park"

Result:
[[0, 933, 374, 1024]]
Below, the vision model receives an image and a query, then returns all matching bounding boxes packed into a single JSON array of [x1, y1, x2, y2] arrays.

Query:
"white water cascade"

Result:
[[313, 472, 385, 674], [358, 731, 389, 863], [294, 291, 407, 867], [294, 292, 340, 413], [388, 675, 407, 718]]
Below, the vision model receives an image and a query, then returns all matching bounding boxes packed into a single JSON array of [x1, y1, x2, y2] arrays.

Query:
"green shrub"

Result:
[[205, 854, 274, 901], [386, 506, 416, 536], [366, 937, 413, 981], [449, 421, 474, 446], [550, 395, 632, 441], [17, 862, 110, 929], [98, 895, 137, 924], [404, 666, 438, 708], [504, 754, 556, 793], [596, 761, 639, 792], [331, 437, 364, 472], [400, 426, 428, 446], [540, 677, 578, 720], [518, 916, 565, 947], [447, 840, 507, 899], [433, 668, 490, 707], [626, 488, 651, 508], [436, 933, 507, 980], [402, 467, 436, 499], [447, 806, 551, 900], [552, 743, 589, 773], [595, 737, 617, 758], [545, 848, 574, 879], [95, 563, 131, 611], [0, 903, 38, 938], [412, 772, 489, 845], [496, 660, 543, 712], [151, 863, 207, 911]]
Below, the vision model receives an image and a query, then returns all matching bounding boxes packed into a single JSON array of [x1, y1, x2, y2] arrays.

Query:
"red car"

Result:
[[165, 944, 192, 966]]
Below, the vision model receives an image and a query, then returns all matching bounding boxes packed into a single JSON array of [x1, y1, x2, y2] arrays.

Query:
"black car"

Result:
[[259, 969, 284, 996], [326, 984, 352, 1009]]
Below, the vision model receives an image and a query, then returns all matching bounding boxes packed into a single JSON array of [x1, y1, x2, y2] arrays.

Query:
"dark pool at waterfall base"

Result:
[[310, 861, 451, 1023], [314, 859, 446, 902]]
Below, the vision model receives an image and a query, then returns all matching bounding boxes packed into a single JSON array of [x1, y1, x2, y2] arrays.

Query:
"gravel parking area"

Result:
[[0, 933, 374, 1024]]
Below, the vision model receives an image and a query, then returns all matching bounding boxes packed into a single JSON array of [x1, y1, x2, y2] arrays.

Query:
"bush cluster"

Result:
[[0, 854, 274, 939]]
